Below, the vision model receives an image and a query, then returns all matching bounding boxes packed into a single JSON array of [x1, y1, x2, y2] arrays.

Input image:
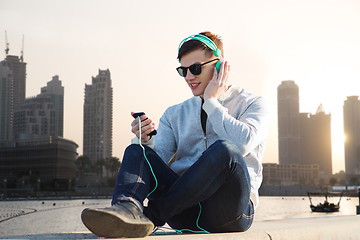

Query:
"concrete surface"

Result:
[[1, 199, 360, 239], [2, 215, 360, 239], [251, 215, 360, 240]]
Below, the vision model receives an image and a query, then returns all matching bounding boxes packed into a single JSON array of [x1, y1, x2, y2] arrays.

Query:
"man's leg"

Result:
[[198, 169, 254, 232], [112, 144, 179, 209], [145, 140, 253, 232], [82, 144, 179, 238]]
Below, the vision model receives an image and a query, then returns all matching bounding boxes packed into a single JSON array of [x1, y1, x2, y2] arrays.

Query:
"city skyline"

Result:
[[0, 55, 77, 188], [1, 0, 360, 173], [278, 80, 333, 176]]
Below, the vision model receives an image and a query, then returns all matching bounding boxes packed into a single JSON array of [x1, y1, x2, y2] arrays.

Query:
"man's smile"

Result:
[[189, 83, 200, 89]]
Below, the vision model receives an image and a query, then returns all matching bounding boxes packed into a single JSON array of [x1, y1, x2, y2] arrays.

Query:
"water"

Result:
[[0, 197, 359, 238], [0, 199, 109, 238], [255, 196, 359, 221]]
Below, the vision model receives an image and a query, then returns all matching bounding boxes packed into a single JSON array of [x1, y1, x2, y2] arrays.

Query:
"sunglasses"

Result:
[[176, 58, 219, 77]]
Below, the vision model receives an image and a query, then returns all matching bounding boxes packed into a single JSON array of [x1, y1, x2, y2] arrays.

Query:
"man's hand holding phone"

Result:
[[131, 112, 157, 143]]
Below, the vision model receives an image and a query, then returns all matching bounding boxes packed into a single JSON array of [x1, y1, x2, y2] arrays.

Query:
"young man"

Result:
[[81, 32, 269, 238]]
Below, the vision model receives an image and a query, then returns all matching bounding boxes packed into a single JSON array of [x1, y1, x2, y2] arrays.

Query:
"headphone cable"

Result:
[[137, 116, 209, 234]]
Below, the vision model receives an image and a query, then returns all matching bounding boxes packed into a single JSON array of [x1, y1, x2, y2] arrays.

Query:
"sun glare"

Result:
[[331, 116, 346, 172]]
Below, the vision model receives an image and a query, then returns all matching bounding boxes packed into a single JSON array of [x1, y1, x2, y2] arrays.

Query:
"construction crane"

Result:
[[5, 30, 10, 56], [20, 35, 24, 62]]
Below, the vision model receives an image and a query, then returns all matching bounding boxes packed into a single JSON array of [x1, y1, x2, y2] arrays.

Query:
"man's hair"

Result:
[[177, 31, 224, 61]]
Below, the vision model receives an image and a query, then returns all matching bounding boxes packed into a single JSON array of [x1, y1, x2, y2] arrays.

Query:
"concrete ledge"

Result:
[[251, 215, 360, 239], [132, 215, 360, 240], [5, 216, 360, 239], [146, 231, 270, 240], [2, 214, 359, 239], [2, 231, 270, 240], [142, 215, 360, 240]]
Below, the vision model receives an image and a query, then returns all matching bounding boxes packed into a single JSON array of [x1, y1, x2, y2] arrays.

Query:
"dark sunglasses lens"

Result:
[[176, 67, 187, 77], [189, 64, 202, 75]]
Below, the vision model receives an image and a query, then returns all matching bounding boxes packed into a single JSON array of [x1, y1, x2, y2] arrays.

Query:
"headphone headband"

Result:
[[178, 34, 222, 61]]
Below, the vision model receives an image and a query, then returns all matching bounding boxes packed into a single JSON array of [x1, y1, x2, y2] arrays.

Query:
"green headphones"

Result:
[[178, 34, 223, 73]]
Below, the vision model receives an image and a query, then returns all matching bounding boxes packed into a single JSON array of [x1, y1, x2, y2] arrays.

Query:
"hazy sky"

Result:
[[1, 0, 360, 173]]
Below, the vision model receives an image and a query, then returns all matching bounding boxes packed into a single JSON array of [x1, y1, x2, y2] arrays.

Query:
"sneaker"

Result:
[[81, 201, 154, 238]]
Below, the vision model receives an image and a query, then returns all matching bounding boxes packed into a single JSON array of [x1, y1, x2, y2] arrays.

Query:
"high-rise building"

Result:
[[277, 81, 333, 177], [83, 69, 113, 164], [299, 105, 332, 175], [40, 75, 64, 137], [277, 80, 301, 165], [0, 54, 26, 142], [343, 96, 360, 175], [0, 63, 13, 141], [13, 76, 64, 140], [2, 55, 26, 108]]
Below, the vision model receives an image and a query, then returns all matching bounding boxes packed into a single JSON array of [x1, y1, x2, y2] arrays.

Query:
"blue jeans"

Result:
[[112, 140, 254, 233]]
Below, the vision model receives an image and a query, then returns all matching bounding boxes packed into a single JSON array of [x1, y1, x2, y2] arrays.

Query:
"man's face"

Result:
[[179, 49, 217, 97]]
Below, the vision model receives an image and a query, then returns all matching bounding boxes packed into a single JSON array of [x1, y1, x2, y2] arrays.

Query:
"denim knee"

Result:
[[212, 139, 241, 153], [125, 144, 143, 154], [207, 140, 242, 163]]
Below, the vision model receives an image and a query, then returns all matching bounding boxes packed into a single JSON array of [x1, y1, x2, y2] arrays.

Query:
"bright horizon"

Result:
[[1, 0, 360, 174]]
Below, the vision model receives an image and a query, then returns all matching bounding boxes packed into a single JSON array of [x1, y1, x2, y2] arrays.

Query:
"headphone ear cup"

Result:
[[216, 61, 223, 73], [214, 49, 222, 57]]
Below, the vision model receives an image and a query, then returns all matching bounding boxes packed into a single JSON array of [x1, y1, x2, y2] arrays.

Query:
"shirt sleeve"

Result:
[[153, 109, 178, 164], [202, 96, 269, 156], [130, 107, 178, 165], [130, 109, 177, 164]]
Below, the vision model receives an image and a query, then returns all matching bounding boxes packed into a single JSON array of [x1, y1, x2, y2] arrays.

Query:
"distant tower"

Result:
[[0, 63, 13, 142], [13, 76, 64, 140], [2, 55, 26, 108], [277, 80, 300, 165], [40, 76, 64, 137], [83, 69, 113, 164], [0, 34, 26, 142], [300, 104, 332, 175], [343, 96, 360, 175]]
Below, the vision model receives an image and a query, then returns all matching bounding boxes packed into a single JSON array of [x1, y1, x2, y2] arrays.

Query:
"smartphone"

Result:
[[132, 112, 157, 137]]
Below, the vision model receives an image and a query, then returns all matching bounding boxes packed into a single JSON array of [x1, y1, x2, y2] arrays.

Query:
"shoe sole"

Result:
[[81, 208, 154, 238]]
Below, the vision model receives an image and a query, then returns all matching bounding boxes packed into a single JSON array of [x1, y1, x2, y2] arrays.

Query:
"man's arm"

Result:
[[203, 96, 269, 156], [152, 110, 178, 164], [130, 109, 177, 165]]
